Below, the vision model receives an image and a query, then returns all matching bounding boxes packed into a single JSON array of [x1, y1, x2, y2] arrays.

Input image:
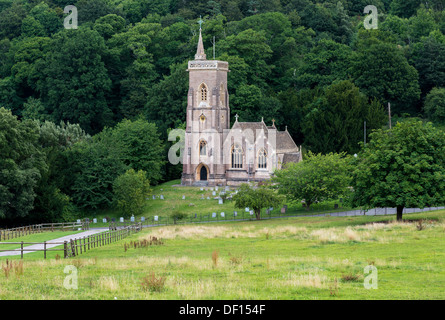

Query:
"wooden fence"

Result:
[[65, 223, 141, 258], [0, 223, 142, 259], [0, 221, 90, 241]]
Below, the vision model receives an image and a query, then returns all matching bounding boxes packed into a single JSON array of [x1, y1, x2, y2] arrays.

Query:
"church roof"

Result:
[[276, 130, 299, 153], [282, 153, 302, 165], [229, 119, 299, 154]]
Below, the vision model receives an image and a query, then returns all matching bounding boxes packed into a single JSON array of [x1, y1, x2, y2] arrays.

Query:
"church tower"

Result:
[[181, 26, 230, 186]]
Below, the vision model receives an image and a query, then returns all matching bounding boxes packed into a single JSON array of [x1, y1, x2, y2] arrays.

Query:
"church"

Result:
[[181, 27, 302, 187]]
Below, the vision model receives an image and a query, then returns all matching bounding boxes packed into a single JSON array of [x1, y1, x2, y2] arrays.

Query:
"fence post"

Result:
[[64, 241, 67, 258], [44, 241, 47, 259]]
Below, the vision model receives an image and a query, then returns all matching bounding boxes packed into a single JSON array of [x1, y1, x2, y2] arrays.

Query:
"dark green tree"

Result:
[[0, 107, 47, 221], [350, 30, 421, 115], [110, 118, 165, 185], [37, 28, 112, 134], [302, 80, 386, 154], [424, 87, 445, 124], [350, 120, 445, 221], [66, 130, 127, 210]]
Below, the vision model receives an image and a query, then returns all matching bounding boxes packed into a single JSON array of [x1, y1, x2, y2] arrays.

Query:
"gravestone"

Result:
[[201, 194, 205, 200], [218, 198, 223, 205], [212, 212, 216, 218], [182, 195, 186, 200], [141, 217, 145, 222], [221, 212, 225, 217], [245, 207, 250, 212], [234, 211, 237, 217], [200, 188, 204, 191], [120, 217, 124, 222], [194, 213, 197, 218], [77, 219, 81, 224], [281, 207, 286, 214], [154, 216, 158, 221], [103, 218, 107, 223], [215, 186, 219, 191], [250, 210, 254, 216], [160, 195, 164, 200], [152, 195, 156, 200], [212, 191, 216, 196], [93, 218, 97, 224], [207, 197, 210, 200]]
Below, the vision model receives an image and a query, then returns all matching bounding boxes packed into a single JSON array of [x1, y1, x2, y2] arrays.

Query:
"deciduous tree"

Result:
[[350, 120, 445, 221]]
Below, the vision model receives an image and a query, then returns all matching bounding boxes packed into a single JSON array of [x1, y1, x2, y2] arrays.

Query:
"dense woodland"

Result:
[[1, 0, 444, 225]]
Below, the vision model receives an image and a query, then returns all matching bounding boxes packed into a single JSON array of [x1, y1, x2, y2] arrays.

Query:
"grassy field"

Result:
[[0, 210, 444, 300]]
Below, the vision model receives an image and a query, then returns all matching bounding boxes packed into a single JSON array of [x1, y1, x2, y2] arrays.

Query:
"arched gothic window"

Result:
[[231, 144, 243, 169], [258, 148, 267, 169], [200, 140, 207, 156], [199, 83, 208, 102]]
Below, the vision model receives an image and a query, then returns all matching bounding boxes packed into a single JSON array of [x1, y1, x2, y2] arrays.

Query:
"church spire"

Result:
[[195, 16, 206, 60]]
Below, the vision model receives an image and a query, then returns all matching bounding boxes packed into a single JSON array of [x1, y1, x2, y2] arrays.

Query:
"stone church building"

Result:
[[181, 28, 302, 186]]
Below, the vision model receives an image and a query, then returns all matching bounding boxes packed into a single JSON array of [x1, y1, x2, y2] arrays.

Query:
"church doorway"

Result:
[[196, 164, 209, 181]]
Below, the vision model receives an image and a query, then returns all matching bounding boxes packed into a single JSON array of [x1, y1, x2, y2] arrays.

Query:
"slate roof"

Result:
[[283, 153, 301, 164], [229, 120, 299, 155]]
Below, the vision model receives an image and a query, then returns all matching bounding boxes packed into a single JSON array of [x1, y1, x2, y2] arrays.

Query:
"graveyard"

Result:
[[1, 179, 444, 300], [85, 179, 353, 227]]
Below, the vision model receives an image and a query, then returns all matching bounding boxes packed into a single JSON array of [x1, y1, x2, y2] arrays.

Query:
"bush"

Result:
[[140, 272, 166, 292], [113, 169, 151, 218], [170, 210, 187, 223]]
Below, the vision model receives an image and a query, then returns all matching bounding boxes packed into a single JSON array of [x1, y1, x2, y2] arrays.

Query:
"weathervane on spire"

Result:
[[198, 15, 203, 30]]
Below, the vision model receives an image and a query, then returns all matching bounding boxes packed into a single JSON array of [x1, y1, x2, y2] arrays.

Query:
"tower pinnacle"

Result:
[[195, 17, 206, 60]]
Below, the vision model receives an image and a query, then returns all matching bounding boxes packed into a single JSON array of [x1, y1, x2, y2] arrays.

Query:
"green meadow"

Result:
[[1, 209, 444, 300]]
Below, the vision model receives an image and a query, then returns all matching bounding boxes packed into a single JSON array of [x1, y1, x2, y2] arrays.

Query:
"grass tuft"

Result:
[[140, 272, 166, 292], [212, 250, 219, 268]]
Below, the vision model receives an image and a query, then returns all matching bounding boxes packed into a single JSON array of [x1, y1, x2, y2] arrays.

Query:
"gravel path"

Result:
[[0, 228, 107, 257]]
